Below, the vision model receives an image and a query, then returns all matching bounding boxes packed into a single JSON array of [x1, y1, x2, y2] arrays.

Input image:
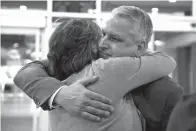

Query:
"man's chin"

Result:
[[99, 52, 111, 59]]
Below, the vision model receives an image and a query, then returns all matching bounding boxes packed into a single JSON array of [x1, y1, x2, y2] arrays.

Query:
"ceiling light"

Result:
[[19, 5, 27, 10], [152, 8, 159, 13], [169, 0, 177, 3]]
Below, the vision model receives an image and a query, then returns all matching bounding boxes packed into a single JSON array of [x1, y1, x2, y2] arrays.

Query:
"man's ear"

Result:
[[137, 41, 146, 53]]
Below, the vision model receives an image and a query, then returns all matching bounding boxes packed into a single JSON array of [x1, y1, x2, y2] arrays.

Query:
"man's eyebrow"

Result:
[[111, 34, 122, 39], [102, 28, 121, 38]]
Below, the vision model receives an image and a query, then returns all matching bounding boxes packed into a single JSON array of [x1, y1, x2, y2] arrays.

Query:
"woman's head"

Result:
[[47, 19, 102, 80]]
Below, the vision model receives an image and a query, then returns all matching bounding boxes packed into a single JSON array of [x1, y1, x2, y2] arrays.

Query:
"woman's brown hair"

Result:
[[47, 19, 102, 80]]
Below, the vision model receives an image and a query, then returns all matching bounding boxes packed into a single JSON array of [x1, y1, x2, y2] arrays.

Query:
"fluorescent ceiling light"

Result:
[[169, 0, 177, 3], [151, 8, 159, 13], [20, 5, 27, 10]]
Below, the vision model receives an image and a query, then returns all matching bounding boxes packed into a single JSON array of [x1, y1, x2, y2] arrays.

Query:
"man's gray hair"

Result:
[[112, 6, 153, 45]]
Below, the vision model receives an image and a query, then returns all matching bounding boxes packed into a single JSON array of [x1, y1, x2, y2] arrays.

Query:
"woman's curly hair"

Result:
[[47, 19, 102, 80]]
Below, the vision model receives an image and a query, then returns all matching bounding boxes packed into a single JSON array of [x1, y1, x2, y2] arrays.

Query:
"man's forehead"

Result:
[[102, 16, 139, 37], [102, 24, 124, 38]]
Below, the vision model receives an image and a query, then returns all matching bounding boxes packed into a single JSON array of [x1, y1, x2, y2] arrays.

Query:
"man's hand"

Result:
[[54, 76, 114, 122]]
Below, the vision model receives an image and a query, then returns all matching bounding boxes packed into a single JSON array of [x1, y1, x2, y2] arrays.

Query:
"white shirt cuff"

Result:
[[49, 86, 64, 109]]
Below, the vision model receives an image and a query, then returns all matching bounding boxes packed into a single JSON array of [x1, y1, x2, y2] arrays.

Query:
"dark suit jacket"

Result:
[[130, 77, 183, 131], [14, 60, 183, 131]]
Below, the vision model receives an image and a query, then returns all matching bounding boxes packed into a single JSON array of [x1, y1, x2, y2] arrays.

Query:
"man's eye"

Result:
[[110, 36, 120, 41]]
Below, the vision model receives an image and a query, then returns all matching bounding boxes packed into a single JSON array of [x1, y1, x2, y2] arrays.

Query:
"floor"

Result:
[[1, 93, 40, 131]]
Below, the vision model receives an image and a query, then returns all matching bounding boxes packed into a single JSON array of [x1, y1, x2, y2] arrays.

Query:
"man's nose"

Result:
[[99, 38, 109, 50], [99, 43, 109, 50]]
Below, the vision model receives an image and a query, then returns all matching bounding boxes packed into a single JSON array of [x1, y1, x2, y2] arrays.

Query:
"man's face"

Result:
[[99, 16, 142, 58]]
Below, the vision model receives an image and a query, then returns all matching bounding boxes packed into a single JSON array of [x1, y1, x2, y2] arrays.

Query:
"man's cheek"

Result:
[[112, 46, 121, 57], [128, 46, 138, 56]]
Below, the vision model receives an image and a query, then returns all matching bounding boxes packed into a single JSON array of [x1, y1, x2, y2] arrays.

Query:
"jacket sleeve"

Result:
[[161, 79, 183, 131], [13, 60, 64, 110]]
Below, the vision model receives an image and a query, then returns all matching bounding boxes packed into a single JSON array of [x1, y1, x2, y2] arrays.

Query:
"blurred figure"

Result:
[[0, 67, 9, 94], [7, 43, 21, 60], [167, 93, 196, 131]]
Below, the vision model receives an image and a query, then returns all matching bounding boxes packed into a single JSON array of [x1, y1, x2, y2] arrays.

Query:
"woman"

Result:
[[47, 19, 176, 131]]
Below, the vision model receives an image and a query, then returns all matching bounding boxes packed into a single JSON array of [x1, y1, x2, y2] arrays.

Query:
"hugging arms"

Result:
[[14, 6, 183, 131]]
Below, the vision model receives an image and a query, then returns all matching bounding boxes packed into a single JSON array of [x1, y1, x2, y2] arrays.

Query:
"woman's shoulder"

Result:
[[63, 64, 93, 85]]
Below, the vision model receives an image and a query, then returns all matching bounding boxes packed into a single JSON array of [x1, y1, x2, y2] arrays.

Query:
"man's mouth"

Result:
[[99, 51, 111, 58]]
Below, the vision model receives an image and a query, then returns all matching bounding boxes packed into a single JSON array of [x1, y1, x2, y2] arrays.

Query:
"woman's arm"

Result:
[[89, 52, 176, 104]]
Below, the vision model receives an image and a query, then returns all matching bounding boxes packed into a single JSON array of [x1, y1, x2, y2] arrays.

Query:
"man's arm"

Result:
[[14, 60, 62, 110], [14, 60, 114, 121]]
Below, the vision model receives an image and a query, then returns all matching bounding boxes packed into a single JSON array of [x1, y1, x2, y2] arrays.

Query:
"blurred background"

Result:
[[1, 0, 196, 131]]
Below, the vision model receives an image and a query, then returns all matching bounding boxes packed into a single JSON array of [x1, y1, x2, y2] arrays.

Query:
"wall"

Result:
[[190, 43, 196, 93]]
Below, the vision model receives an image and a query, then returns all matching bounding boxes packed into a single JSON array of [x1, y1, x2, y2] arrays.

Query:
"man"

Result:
[[99, 6, 183, 130], [14, 6, 183, 131]]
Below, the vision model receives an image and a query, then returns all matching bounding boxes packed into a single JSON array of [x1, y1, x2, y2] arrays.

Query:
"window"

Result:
[[53, 1, 96, 13]]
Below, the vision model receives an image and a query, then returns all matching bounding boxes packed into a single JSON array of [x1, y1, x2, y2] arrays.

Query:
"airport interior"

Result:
[[1, 0, 196, 131]]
